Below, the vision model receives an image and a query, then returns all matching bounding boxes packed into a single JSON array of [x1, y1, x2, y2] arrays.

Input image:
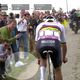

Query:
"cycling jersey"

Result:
[[35, 21, 66, 44]]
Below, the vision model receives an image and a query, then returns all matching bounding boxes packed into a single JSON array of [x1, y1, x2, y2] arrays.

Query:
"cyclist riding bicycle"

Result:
[[35, 18, 67, 80]]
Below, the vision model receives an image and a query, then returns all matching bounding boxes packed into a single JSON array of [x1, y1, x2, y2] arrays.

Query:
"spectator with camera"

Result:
[[17, 9, 29, 61]]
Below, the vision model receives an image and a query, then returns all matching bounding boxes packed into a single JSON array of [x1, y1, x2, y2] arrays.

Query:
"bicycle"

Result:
[[43, 50, 55, 80]]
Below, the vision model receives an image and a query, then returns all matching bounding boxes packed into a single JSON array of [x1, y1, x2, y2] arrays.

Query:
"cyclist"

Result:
[[35, 18, 67, 80]]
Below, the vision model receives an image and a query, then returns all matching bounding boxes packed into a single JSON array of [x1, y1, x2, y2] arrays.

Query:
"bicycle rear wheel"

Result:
[[47, 53, 55, 80]]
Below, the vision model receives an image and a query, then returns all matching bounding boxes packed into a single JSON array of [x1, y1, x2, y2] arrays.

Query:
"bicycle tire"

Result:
[[47, 52, 55, 80]]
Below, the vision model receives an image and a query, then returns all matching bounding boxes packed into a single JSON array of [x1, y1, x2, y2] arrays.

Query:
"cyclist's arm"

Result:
[[35, 22, 44, 41], [60, 24, 68, 63], [61, 42, 67, 63]]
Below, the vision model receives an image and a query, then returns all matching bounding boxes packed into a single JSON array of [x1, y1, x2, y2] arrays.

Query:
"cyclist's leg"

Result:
[[36, 39, 48, 80], [50, 51, 63, 80], [50, 51, 62, 80], [55, 66, 63, 80], [50, 40, 62, 80], [37, 49, 47, 80], [39, 56, 47, 80]]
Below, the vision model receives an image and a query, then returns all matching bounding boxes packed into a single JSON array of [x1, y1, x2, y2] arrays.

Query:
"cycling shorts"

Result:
[[36, 38, 62, 68]]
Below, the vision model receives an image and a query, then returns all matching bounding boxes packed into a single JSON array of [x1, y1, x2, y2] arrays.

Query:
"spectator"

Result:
[[0, 19, 19, 78], [0, 12, 7, 27], [17, 9, 29, 60]]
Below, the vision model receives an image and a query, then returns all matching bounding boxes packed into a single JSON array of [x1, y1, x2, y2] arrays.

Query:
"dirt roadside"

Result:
[[17, 27, 80, 80], [62, 27, 80, 80]]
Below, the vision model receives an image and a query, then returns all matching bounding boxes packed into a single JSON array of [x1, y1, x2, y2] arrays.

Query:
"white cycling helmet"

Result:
[[43, 16, 56, 22]]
